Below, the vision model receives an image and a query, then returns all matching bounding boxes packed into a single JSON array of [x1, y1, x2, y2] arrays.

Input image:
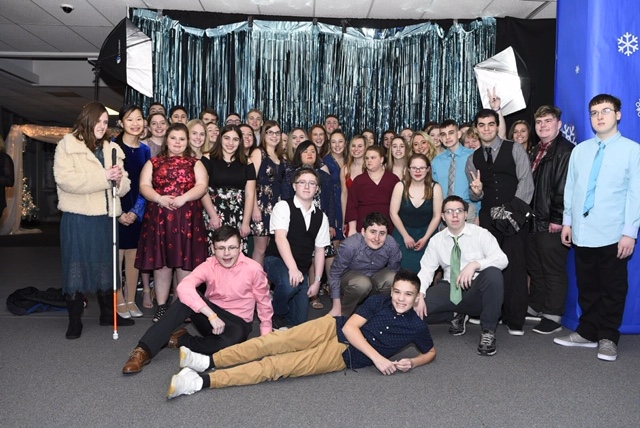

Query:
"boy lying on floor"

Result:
[[166, 269, 437, 399]]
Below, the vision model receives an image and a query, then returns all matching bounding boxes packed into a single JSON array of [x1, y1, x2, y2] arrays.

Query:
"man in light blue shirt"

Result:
[[555, 94, 640, 362], [431, 119, 479, 223]]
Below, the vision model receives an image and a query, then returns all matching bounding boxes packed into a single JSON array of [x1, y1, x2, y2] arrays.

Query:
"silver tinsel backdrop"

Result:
[[128, 9, 496, 138]]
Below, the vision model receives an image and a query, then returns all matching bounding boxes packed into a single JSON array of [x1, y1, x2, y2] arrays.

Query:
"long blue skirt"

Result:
[[60, 212, 118, 294]]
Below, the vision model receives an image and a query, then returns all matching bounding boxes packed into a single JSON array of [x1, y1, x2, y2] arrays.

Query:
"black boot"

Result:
[[65, 292, 84, 339], [96, 290, 135, 327]]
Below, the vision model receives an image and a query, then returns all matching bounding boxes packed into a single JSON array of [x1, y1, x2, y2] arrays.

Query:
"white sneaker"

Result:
[[553, 332, 597, 348], [597, 339, 617, 361], [166, 367, 203, 399], [180, 346, 210, 373]]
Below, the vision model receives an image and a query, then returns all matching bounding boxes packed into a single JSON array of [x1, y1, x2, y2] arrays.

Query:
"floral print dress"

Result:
[[201, 156, 256, 254]]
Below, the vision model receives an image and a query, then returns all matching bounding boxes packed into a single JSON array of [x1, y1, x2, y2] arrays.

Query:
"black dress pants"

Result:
[[574, 244, 629, 344], [425, 267, 504, 331], [480, 212, 528, 329], [526, 231, 570, 319], [139, 297, 252, 357]]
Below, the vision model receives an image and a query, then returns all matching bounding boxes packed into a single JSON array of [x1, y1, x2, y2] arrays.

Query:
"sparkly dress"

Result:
[[135, 156, 207, 271], [201, 156, 256, 254], [251, 149, 294, 236]]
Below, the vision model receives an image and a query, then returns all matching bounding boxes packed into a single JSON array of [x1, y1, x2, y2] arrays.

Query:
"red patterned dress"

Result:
[[135, 156, 207, 271]]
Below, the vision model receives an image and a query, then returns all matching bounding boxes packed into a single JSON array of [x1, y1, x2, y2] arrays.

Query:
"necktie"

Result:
[[450, 236, 462, 304], [485, 147, 493, 166], [447, 153, 456, 196], [532, 142, 551, 172], [583, 142, 605, 216]]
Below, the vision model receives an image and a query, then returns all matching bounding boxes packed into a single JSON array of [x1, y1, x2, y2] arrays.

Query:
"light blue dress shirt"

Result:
[[563, 132, 640, 247], [432, 145, 479, 213]]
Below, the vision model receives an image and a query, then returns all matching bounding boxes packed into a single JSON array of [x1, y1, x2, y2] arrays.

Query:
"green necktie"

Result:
[[450, 236, 462, 304]]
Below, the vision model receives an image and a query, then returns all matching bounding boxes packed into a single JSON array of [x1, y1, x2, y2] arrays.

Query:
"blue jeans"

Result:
[[265, 256, 309, 327]]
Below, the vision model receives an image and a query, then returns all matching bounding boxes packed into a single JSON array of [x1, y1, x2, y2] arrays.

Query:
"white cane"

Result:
[[111, 148, 119, 340]]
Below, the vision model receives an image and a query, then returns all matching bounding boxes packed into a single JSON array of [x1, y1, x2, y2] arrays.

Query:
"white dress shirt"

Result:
[[417, 223, 508, 295]]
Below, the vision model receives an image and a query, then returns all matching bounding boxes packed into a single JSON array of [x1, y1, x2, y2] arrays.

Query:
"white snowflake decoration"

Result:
[[575, 65, 580, 74], [561, 124, 576, 144], [618, 32, 638, 57], [636, 99, 640, 118]]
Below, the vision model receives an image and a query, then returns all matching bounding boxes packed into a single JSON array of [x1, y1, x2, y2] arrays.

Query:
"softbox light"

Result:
[[98, 18, 153, 98], [474, 46, 530, 116]]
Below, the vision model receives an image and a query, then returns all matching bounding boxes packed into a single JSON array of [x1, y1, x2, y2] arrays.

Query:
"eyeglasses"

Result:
[[589, 108, 616, 117], [225, 119, 241, 125], [443, 208, 465, 215], [409, 166, 428, 172], [295, 180, 318, 187], [214, 245, 240, 252], [266, 130, 282, 136]]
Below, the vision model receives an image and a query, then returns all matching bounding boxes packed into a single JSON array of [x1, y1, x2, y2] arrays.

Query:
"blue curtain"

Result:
[[128, 9, 495, 136]]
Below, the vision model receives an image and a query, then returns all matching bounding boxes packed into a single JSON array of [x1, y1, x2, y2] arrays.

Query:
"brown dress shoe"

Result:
[[122, 347, 151, 374], [167, 328, 189, 349]]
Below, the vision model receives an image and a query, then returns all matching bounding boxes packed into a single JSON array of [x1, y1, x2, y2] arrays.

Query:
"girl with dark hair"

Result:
[[114, 104, 151, 318], [201, 125, 256, 254], [345, 145, 400, 235], [390, 153, 443, 273], [250, 120, 294, 266], [309, 124, 329, 159], [509, 120, 535, 154], [239, 123, 258, 158], [54, 101, 134, 339], [135, 123, 208, 323]]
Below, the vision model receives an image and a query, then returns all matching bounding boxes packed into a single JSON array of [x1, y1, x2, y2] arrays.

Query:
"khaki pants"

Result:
[[208, 315, 348, 389], [340, 269, 395, 317]]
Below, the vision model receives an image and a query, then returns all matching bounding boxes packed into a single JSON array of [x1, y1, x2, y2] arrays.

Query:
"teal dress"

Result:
[[392, 191, 434, 273]]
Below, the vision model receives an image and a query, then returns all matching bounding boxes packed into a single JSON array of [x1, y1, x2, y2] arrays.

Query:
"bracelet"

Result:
[[314, 276, 322, 282], [208, 313, 218, 321]]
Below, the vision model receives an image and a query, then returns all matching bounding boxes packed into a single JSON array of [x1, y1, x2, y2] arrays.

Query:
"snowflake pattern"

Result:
[[618, 32, 638, 57], [636, 99, 640, 118], [561, 123, 576, 144], [575, 65, 580, 74]]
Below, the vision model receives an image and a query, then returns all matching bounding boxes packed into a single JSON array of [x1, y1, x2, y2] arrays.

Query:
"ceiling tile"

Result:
[[32, 0, 110, 26], [416, 0, 491, 19], [531, 2, 556, 19], [482, 0, 544, 18], [0, 23, 57, 51], [86, 0, 147, 25], [22, 24, 99, 52], [255, 0, 315, 17], [200, 0, 261, 15], [316, 0, 371, 19], [141, 0, 205, 12], [69, 26, 115, 50], [0, 40, 17, 51], [369, 0, 446, 20], [0, 0, 60, 25]]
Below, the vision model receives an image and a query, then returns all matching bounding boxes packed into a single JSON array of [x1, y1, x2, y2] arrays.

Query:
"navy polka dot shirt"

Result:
[[336, 294, 434, 369]]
